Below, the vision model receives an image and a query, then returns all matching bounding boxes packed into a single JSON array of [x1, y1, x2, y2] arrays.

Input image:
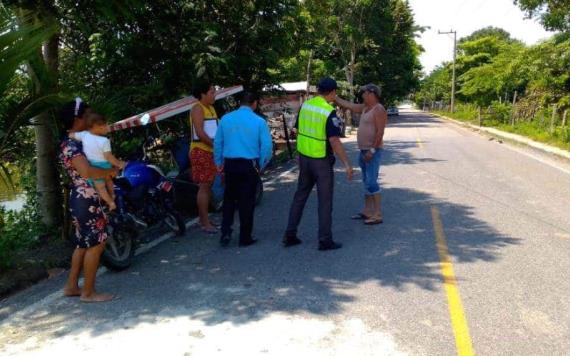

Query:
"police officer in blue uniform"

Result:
[[283, 78, 354, 251]]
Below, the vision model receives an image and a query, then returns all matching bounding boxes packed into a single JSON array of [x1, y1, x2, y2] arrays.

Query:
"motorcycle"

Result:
[[102, 141, 186, 271], [102, 130, 265, 271]]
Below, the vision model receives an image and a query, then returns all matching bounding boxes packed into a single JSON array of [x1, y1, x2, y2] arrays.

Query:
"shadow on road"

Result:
[[344, 112, 445, 167], [0, 113, 519, 348]]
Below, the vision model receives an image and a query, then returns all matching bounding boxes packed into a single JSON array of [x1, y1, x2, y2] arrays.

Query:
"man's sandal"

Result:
[[351, 213, 370, 220], [200, 225, 219, 235], [364, 217, 383, 225]]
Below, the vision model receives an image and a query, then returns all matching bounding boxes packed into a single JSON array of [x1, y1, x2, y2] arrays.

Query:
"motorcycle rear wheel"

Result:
[[164, 210, 186, 236]]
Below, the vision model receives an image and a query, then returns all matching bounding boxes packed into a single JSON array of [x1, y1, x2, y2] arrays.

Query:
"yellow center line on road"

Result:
[[416, 137, 423, 149], [417, 132, 474, 354], [431, 206, 475, 356]]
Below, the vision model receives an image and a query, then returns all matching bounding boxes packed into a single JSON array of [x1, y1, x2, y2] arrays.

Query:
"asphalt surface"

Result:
[[1, 110, 570, 355]]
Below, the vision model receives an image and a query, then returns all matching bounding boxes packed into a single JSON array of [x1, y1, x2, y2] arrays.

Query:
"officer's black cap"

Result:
[[317, 78, 338, 93]]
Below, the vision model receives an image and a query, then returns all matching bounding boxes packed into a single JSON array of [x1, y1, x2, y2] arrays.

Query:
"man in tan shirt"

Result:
[[335, 84, 387, 224]]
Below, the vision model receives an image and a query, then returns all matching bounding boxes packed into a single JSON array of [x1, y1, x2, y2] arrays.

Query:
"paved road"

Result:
[[2, 110, 570, 355]]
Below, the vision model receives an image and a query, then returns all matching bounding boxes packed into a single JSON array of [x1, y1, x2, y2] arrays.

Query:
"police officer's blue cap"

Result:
[[317, 78, 338, 92]]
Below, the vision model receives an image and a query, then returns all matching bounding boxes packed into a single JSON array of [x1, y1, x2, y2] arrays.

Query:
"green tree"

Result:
[[459, 27, 514, 43], [356, 0, 423, 103], [514, 0, 570, 31], [418, 25, 570, 130], [0, 4, 61, 219], [458, 38, 526, 106], [414, 65, 451, 108], [57, 0, 302, 118], [301, 0, 373, 99], [285, 0, 422, 103], [522, 33, 570, 109], [456, 27, 522, 77], [444, 28, 526, 105], [415, 29, 524, 108], [2, 0, 143, 226]]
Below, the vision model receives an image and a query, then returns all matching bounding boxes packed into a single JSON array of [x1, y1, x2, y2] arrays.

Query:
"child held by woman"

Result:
[[72, 113, 125, 210]]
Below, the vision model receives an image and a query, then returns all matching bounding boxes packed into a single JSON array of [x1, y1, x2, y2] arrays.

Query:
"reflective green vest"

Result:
[[297, 96, 334, 158]]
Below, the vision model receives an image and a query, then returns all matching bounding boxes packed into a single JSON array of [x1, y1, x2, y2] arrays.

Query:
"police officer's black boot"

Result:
[[220, 231, 231, 247], [238, 237, 258, 247], [283, 233, 302, 247], [318, 240, 342, 251]]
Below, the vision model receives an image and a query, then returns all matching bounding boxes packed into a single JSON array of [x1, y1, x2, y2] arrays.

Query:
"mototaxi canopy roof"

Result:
[[109, 85, 243, 132]]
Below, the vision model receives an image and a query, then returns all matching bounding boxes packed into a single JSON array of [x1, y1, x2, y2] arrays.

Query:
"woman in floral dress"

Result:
[[59, 98, 118, 303]]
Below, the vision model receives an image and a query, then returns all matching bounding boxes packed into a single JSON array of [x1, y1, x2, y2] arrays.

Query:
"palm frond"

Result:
[[0, 5, 59, 94], [0, 93, 67, 153], [0, 161, 15, 192]]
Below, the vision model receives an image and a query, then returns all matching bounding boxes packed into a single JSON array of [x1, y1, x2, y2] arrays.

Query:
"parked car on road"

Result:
[[387, 106, 399, 116]]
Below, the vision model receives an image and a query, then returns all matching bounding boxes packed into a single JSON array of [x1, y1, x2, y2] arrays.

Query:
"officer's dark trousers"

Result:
[[221, 158, 258, 242], [286, 154, 334, 243]]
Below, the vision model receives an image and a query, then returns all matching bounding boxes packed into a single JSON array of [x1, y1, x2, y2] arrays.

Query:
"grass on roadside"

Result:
[[432, 109, 570, 152], [0, 205, 44, 271]]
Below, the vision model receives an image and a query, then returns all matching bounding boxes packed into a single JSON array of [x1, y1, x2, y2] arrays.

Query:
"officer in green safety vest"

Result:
[[283, 78, 353, 251]]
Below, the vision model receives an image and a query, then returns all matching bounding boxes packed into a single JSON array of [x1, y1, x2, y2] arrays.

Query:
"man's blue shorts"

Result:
[[358, 149, 382, 196]]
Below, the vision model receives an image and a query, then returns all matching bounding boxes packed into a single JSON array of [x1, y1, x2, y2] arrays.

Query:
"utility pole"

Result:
[[438, 29, 457, 113]]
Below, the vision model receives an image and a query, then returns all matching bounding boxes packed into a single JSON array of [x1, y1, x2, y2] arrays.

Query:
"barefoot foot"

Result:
[[80, 293, 115, 303], [63, 287, 82, 297]]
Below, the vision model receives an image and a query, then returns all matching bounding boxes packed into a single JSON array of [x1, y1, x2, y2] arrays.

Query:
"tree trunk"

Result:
[[35, 112, 59, 227], [342, 42, 356, 137], [35, 34, 60, 227], [306, 50, 313, 95], [345, 41, 356, 100]]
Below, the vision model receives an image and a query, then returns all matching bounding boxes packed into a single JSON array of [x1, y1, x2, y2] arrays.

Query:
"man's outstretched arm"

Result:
[[334, 96, 365, 113]]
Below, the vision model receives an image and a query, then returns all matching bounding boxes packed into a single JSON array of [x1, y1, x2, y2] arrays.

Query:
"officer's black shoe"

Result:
[[238, 238, 258, 247], [283, 235, 302, 247], [220, 233, 231, 247], [318, 240, 343, 251]]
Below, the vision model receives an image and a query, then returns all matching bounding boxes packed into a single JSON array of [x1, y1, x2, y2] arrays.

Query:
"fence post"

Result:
[[282, 115, 293, 159], [550, 104, 557, 134], [478, 106, 482, 127], [510, 90, 518, 126], [562, 110, 568, 127]]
